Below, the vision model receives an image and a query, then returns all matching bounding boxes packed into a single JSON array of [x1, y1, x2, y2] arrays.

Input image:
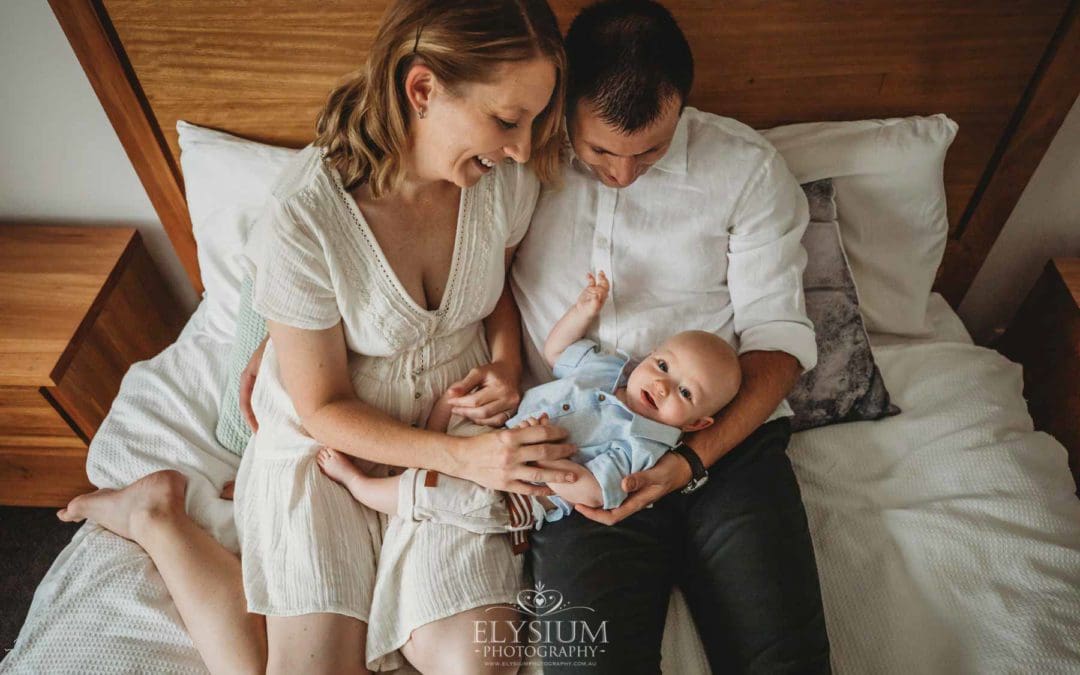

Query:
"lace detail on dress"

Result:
[[315, 153, 508, 387], [477, 168, 495, 262], [330, 173, 410, 306], [445, 171, 496, 328], [326, 171, 407, 351], [435, 182, 471, 321]]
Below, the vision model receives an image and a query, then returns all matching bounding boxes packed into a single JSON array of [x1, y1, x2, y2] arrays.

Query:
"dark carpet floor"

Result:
[[1, 506, 81, 656]]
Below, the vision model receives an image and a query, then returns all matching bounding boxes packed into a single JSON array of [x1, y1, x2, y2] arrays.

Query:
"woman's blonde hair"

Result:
[[315, 0, 567, 197]]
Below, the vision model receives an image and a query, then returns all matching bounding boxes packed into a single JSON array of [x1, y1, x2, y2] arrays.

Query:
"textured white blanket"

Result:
[[3, 296, 1079, 673], [792, 340, 1080, 672]]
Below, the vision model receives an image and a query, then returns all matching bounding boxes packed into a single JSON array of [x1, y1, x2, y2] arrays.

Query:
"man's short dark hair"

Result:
[[565, 0, 694, 133]]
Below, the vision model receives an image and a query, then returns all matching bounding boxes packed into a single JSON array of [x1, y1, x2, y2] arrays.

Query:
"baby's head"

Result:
[[625, 331, 741, 432]]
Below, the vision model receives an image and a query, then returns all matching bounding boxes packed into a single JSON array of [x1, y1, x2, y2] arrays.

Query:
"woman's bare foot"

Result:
[[57, 470, 187, 543], [316, 447, 367, 488]]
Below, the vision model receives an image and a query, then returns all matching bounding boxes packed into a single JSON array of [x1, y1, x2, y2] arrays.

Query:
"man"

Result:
[[510, 1, 832, 672]]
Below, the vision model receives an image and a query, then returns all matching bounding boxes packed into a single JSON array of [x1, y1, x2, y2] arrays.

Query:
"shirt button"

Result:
[[598, 394, 606, 401], [597, 237, 608, 248], [562, 404, 570, 411], [414, 392, 421, 400]]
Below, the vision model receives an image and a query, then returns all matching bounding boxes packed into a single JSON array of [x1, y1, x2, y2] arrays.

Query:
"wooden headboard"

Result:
[[52, 0, 1079, 305]]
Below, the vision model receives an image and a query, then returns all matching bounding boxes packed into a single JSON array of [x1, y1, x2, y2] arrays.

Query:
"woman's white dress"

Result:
[[233, 146, 539, 671]]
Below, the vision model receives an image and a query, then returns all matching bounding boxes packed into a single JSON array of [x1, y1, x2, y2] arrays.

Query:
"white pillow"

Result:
[[177, 120, 299, 332], [761, 114, 958, 337], [178, 116, 958, 338]]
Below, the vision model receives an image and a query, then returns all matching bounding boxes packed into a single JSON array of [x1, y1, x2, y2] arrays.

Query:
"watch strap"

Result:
[[671, 442, 706, 482]]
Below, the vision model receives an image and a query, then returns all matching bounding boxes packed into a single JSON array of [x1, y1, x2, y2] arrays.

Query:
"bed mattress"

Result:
[[3, 294, 1079, 674]]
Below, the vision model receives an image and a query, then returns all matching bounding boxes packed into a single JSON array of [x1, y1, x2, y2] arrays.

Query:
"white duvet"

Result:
[[3, 295, 1079, 674]]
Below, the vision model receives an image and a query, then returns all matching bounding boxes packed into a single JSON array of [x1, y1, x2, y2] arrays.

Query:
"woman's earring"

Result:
[[417, 107, 427, 119]]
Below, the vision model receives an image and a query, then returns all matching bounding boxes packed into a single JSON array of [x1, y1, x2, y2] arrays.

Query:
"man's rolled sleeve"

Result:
[[726, 149, 817, 372]]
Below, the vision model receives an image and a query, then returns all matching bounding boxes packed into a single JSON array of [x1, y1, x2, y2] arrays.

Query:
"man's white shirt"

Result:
[[512, 107, 817, 420]]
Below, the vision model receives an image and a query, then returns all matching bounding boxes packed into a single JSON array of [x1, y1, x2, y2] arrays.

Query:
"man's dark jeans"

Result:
[[526, 418, 831, 674]]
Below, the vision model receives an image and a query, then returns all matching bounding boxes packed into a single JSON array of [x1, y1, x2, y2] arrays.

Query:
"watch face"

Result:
[[682, 474, 709, 494]]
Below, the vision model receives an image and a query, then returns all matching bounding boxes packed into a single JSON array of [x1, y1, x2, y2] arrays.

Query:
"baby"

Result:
[[318, 271, 741, 551]]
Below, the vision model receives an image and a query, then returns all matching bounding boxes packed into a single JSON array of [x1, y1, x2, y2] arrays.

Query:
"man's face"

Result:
[[568, 95, 682, 188]]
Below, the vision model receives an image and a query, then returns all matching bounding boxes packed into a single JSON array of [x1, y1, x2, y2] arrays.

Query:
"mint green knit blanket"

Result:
[[216, 275, 268, 456]]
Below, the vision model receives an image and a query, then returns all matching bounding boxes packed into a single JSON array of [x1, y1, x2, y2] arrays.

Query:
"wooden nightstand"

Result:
[[997, 258, 1080, 495], [0, 225, 187, 507]]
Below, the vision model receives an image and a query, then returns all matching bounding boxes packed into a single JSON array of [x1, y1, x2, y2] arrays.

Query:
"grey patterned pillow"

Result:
[[790, 179, 900, 432]]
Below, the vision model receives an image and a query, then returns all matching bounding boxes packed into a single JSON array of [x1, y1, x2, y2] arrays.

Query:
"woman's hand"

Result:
[[574, 451, 692, 525], [450, 423, 578, 498], [239, 336, 269, 432], [445, 361, 522, 427], [514, 412, 550, 428]]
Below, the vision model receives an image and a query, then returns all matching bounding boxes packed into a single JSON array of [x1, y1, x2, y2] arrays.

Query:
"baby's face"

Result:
[[624, 332, 741, 432]]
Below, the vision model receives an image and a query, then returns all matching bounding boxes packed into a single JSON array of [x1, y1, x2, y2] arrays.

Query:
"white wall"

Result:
[[0, 2, 199, 311], [958, 95, 1080, 344]]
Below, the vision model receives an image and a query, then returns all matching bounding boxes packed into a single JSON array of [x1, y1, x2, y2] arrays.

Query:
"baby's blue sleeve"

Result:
[[553, 339, 625, 389], [583, 443, 634, 510], [552, 340, 602, 379], [583, 439, 671, 510]]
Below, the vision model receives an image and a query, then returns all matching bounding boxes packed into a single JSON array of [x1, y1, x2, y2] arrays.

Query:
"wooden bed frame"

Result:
[[50, 0, 1079, 308]]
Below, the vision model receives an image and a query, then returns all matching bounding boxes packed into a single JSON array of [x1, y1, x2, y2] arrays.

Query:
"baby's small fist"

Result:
[[578, 271, 610, 313]]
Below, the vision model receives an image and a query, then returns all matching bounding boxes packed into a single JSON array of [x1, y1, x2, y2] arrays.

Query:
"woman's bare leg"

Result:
[[402, 604, 523, 675], [266, 614, 371, 675], [59, 470, 376, 675], [58, 470, 265, 674]]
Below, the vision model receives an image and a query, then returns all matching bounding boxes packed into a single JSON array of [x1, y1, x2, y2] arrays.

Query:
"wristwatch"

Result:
[[670, 443, 708, 494]]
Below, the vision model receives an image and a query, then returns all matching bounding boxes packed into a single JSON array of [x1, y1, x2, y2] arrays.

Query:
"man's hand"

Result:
[[575, 451, 692, 525]]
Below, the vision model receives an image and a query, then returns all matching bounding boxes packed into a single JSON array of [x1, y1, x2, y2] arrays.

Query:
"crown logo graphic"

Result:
[[509, 581, 595, 618]]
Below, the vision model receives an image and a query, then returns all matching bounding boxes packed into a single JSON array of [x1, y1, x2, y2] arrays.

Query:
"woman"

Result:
[[57, 1, 569, 673]]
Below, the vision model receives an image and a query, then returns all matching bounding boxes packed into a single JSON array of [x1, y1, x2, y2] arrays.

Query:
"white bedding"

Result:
[[3, 294, 1079, 674]]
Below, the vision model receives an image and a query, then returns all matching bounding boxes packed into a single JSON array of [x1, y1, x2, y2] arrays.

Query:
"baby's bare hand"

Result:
[[576, 271, 610, 315]]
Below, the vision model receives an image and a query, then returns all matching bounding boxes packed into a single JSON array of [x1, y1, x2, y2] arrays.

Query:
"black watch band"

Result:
[[671, 443, 708, 494]]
